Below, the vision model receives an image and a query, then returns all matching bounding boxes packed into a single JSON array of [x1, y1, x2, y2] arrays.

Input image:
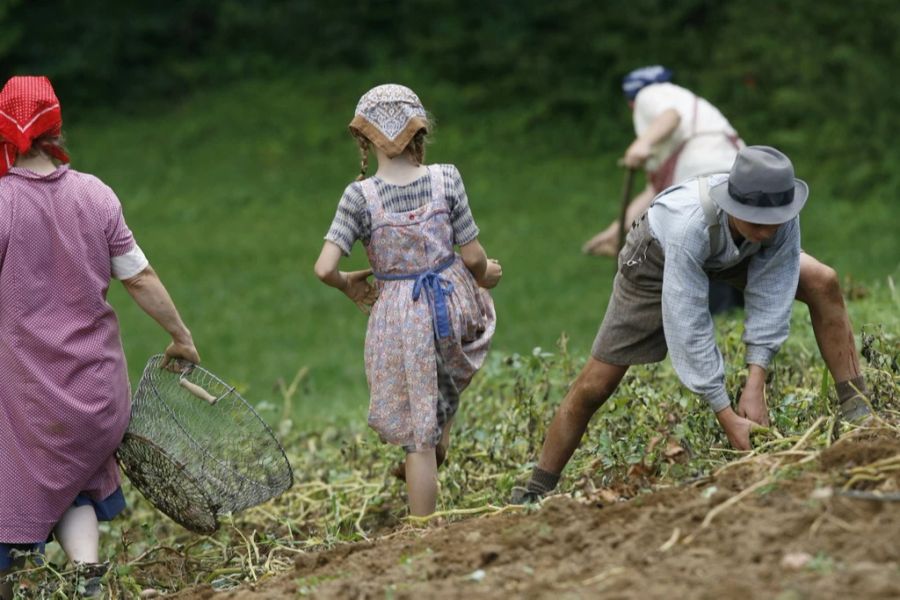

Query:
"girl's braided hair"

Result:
[[352, 130, 371, 182]]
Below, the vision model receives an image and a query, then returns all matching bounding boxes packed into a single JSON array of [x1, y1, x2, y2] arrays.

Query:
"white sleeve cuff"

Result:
[[111, 244, 149, 279]]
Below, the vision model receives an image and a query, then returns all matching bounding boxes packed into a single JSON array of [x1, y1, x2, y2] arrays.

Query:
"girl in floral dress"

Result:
[[315, 84, 500, 517]]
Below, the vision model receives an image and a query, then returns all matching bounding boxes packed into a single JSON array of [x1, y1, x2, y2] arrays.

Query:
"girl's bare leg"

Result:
[[405, 450, 438, 517], [54, 505, 99, 564], [438, 418, 454, 465], [393, 417, 454, 481]]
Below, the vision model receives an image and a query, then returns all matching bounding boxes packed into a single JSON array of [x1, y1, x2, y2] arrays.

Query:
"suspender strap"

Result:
[[698, 176, 724, 256]]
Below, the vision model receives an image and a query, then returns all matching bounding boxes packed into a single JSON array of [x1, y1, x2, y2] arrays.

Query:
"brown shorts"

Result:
[[590, 214, 750, 365]]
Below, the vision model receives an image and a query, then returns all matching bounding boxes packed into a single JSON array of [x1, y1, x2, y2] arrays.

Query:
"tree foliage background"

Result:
[[1, 0, 897, 422], [2, 0, 898, 198]]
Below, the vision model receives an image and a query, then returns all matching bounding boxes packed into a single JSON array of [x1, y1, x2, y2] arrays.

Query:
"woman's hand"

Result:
[[342, 269, 378, 314], [161, 337, 201, 372], [623, 138, 652, 168], [479, 258, 502, 289]]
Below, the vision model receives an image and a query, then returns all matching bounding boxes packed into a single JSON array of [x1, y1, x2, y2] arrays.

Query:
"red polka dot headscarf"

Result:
[[0, 76, 70, 177]]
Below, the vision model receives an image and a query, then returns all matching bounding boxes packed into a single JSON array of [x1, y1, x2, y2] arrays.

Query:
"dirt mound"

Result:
[[820, 427, 900, 471], [174, 428, 900, 599]]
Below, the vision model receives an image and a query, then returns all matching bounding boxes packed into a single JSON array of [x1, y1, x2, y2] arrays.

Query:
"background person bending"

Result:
[[583, 65, 745, 313]]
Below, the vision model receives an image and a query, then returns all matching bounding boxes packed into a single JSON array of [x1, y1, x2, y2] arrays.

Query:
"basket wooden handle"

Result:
[[179, 377, 218, 404]]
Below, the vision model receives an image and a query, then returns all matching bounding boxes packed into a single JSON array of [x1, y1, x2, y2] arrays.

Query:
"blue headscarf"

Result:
[[622, 65, 673, 100]]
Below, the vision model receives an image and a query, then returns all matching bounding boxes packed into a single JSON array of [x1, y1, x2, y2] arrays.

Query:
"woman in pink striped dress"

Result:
[[0, 76, 200, 598]]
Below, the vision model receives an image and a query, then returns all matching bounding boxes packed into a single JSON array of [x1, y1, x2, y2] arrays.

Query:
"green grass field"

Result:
[[65, 73, 899, 428]]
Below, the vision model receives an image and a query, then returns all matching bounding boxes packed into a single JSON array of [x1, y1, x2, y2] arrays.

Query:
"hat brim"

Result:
[[709, 178, 809, 225]]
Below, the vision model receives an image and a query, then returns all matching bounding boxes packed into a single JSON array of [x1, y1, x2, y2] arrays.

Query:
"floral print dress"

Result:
[[360, 165, 495, 452]]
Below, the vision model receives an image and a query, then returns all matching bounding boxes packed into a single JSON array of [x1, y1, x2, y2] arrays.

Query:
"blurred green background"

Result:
[[2, 0, 898, 427]]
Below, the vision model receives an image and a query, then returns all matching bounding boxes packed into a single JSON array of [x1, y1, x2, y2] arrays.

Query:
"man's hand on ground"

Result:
[[737, 387, 770, 426], [715, 407, 754, 451], [738, 365, 770, 426]]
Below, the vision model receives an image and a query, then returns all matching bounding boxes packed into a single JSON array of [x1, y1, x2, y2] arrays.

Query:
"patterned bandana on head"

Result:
[[0, 76, 69, 177], [622, 65, 674, 100], [349, 84, 428, 158]]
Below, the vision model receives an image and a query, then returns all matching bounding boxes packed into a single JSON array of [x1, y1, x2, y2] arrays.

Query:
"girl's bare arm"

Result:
[[460, 239, 501, 288], [314, 241, 349, 290], [314, 241, 377, 313]]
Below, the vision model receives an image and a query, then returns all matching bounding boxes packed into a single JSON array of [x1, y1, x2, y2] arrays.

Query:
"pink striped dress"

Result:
[[0, 165, 134, 543]]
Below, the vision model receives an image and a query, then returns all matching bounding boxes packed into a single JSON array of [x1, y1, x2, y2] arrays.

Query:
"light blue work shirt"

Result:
[[647, 175, 801, 412]]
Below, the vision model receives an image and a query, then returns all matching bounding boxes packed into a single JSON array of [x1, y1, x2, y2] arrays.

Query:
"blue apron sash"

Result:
[[375, 257, 456, 339]]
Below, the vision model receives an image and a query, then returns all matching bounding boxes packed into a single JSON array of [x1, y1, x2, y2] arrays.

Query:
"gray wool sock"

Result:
[[526, 466, 560, 496], [836, 376, 868, 402], [836, 376, 872, 421]]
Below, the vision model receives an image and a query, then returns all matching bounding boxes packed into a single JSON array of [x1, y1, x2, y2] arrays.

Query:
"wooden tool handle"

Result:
[[179, 377, 218, 404], [617, 167, 637, 252]]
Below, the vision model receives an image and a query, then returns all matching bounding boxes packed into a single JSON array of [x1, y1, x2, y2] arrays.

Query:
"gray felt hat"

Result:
[[709, 146, 809, 225]]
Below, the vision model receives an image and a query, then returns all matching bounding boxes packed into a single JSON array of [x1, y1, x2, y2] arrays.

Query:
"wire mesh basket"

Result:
[[117, 355, 293, 533]]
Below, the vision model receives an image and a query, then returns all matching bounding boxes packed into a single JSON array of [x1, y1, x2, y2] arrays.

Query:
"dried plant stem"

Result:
[[700, 476, 775, 530], [406, 503, 526, 524]]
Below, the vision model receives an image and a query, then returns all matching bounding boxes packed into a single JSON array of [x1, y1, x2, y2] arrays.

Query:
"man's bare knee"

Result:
[[798, 261, 842, 305], [571, 359, 626, 411]]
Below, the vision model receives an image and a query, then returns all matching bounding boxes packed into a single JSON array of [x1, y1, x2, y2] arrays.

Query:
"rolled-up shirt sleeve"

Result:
[[742, 217, 800, 369], [111, 244, 149, 279], [660, 223, 731, 413]]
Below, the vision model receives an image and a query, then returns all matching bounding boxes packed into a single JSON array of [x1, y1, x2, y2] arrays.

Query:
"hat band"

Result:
[[728, 181, 794, 208]]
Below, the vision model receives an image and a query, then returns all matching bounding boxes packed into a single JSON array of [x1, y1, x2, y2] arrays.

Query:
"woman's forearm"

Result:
[[121, 266, 192, 343], [639, 108, 681, 146]]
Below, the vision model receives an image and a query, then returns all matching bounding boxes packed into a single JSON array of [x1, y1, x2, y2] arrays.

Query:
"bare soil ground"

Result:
[[175, 426, 900, 599]]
